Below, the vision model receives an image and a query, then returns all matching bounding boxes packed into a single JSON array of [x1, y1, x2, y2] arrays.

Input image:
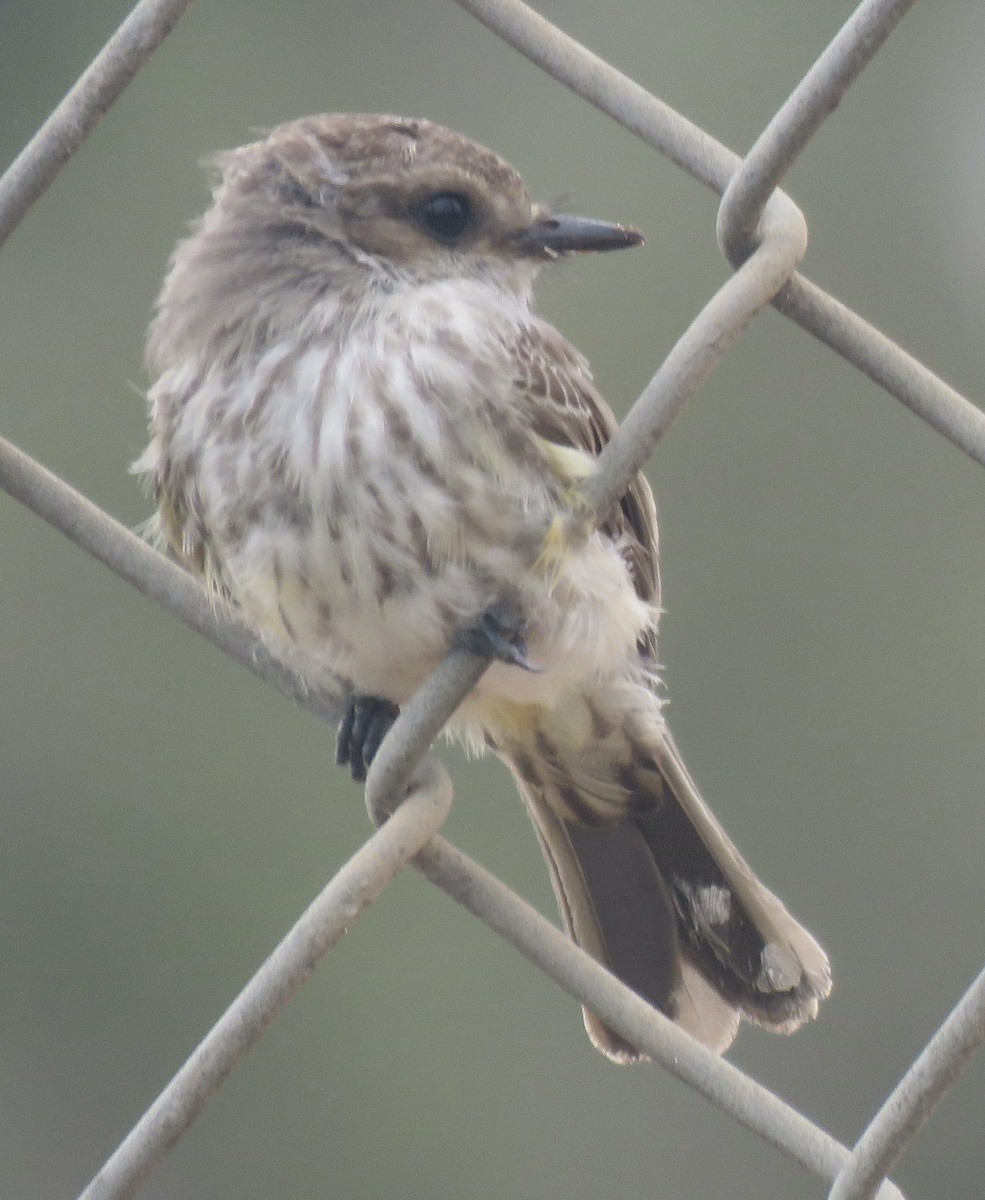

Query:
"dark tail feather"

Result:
[[517, 734, 831, 1061]]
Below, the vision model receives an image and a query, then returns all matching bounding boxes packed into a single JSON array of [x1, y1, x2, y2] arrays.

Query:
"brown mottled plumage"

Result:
[[138, 115, 830, 1060]]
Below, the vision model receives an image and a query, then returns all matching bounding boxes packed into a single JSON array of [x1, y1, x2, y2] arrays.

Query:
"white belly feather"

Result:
[[146, 282, 654, 713]]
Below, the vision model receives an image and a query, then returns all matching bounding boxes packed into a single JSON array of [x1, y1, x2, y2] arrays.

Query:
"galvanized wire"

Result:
[[1, 0, 983, 1198], [716, 0, 919, 265], [454, 0, 985, 469], [0, 0, 198, 251], [78, 760, 455, 1200], [0, 423, 912, 1200], [583, 192, 807, 528], [415, 837, 905, 1198], [827, 965, 985, 1200], [0, 435, 341, 723]]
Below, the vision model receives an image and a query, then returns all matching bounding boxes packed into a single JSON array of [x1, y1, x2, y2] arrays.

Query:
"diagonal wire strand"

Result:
[[452, 0, 985, 468], [77, 760, 457, 1200], [0, 435, 341, 723], [0, 0, 197, 249], [413, 836, 905, 1200], [717, 0, 919, 264], [583, 195, 806, 525], [827, 965, 985, 1200]]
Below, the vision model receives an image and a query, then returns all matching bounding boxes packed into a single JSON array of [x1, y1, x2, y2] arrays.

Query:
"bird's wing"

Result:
[[512, 320, 660, 609]]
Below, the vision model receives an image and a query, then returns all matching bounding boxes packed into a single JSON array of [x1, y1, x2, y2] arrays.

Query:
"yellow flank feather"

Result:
[[532, 436, 595, 485], [530, 438, 598, 588], [477, 696, 547, 739], [533, 513, 571, 588]]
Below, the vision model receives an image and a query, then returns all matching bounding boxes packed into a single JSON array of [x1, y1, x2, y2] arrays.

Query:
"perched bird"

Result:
[[138, 114, 830, 1060]]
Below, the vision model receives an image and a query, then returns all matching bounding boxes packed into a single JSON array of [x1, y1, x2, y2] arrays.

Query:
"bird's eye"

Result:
[[418, 192, 473, 244]]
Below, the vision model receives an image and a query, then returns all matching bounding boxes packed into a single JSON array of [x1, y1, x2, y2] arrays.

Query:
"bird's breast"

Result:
[[149, 296, 650, 705]]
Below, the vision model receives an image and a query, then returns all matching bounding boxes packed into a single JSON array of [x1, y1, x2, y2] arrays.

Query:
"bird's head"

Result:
[[217, 114, 642, 285], [150, 114, 643, 365]]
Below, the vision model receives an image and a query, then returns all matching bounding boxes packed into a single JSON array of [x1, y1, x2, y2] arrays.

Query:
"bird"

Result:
[[137, 113, 831, 1061]]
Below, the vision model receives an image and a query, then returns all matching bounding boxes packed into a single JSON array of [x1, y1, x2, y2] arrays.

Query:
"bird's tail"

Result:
[[491, 698, 831, 1061]]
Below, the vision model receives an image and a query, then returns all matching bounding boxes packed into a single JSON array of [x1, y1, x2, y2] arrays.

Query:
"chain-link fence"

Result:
[[2, 2, 984, 1198]]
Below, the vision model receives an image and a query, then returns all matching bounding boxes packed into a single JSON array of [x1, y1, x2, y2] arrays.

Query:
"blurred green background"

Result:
[[2, 1, 984, 1197]]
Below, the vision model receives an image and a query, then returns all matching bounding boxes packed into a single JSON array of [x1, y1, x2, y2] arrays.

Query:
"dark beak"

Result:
[[514, 213, 644, 257]]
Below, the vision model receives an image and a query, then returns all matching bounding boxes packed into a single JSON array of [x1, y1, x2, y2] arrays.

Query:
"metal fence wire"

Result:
[[2, 0, 984, 1197]]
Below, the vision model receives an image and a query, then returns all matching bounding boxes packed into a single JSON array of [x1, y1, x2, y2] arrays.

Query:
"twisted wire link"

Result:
[[79, 761, 456, 1200], [0, 433, 903, 1200], [453, 0, 985, 467], [716, 0, 919, 265]]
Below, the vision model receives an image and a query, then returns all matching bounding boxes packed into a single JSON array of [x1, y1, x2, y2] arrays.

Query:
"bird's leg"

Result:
[[455, 602, 543, 673], [337, 601, 538, 782], [336, 695, 400, 782]]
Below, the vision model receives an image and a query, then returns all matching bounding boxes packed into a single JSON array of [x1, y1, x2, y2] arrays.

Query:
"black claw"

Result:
[[336, 695, 400, 782], [336, 700, 357, 767], [348, 699, 376, 777], [456, 605, 543, 673], [360, 704, 394, 767]]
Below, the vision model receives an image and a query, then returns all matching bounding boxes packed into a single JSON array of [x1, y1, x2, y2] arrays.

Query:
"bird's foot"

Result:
[[455, 603, 543, 673], [336, 695, 400, 783]]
